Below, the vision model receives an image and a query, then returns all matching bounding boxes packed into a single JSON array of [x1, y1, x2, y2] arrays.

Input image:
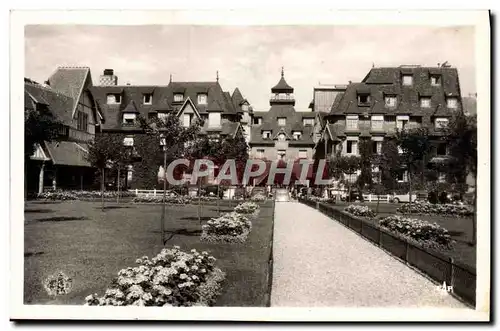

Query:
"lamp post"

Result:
[[160, 133, 167, 245]]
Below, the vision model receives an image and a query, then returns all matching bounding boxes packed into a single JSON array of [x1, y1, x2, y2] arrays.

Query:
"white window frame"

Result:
[[293, 131, 302, 140], [402, 75, 413, 86], [143, 94, 152, 105], [242, 104, 249, 112], [346, 140, 358, 155], [384, 96, 397, 107], [430, 75, 441, 86], [197, 94, 207, 105], [420, 97, 431, 108], [256, 149, 265, 158], [107, 94, 121, 104], [357, 94, 370, 105], [447, 97, 458, 109], [262, 131, 272, 139], [346, 115, 359, 130], [123, 113, 136, 124], [396, 115, 409, 130], [435, 117, 449, 129], [371, 115, 384, 130], [183, 113, 191, 127], [277, 150, 286, 160], [298, 149, 307, 159], [123, 137, 134, 146], [303, 118, 314, 126], [208, 112, 221, 128], [174, 94, 184, 102], [278, 117, 286, 126]]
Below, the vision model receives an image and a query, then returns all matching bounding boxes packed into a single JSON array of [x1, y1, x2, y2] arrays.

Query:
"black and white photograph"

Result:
[[10, 9, 490, 322]]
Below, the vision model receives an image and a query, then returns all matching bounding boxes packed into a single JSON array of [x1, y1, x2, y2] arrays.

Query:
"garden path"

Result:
[[270, 202, 468, 308]]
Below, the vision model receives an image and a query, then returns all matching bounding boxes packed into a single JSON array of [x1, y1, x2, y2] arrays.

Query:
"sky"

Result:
[[25, 25, 476, 112]]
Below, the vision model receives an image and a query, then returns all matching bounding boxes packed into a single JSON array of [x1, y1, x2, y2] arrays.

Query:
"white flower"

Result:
[[179, 273, 188, 280]]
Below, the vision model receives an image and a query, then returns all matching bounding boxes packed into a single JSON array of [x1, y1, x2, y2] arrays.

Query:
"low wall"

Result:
[[298, 198, 477, 308]]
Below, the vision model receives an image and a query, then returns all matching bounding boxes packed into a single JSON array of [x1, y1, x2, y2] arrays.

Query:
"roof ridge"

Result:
[[57, 66, 90, 69]]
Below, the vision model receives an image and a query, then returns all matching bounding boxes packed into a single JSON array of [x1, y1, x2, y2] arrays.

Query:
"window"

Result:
[[277, 150, 286, 160], [396, 171, 408, 182], [402, 75, 413, 86], [435, 118, 449, 129], [256, 149, 265, 159], [396, 115, 409, 130], [438, 173, 447, 183], [123, 136, 134, 146], [371, 115, 384, 130], [420, 97, 431, 108], [183, 114, 191, 127], [262, 131, 272, 139], [298, 150, 307, 159], [398, 146, 404, 154], [76, 111, 88, 131], [447, 97, 458, 109], [437, 143, 447, 156], [346, 115, 359, 130], [303, 118, 314, 126], [107, 94, 121, 104], [384, 96, 397, 108], [372, 141, 382, 155], [358, 94, 370, 105], [346, 140, 358, 155], [208, 112, 221, 127], [242, 104, 249, 112], [174, 94, 184, 102], [430, 75, 441, 86], [277, 133, 286, 141], [253, 117, 262, 125], [293, 131, 302, 140], [123, 113, 136, 125], [158, 112, 168, 122], [278, 117, 286, 126], [143, 94, 152, 105], [197, 94, 207, 105]]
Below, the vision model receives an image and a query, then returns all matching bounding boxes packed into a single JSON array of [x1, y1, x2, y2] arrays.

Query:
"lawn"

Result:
[[24, 199, 274, 306], [326, 201, 476, 269]]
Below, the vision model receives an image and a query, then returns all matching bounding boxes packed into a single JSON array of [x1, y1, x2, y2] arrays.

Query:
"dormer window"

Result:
[[420, 97, 431, 108], [107, 93, 121, 104], [303, 118, 314, 126], [123, 113, 136, 125], [242, 104, 249, 112], [174, 94, 184, 102], [262, 130, 272, 139], [253, 117, 262, 125], [143, 93, 152, 105], [123, 136, 134, 146], [197, 93, 207, 105], [435, 117, 449, 129], [430, 75, 441, 86], [384, 95, 397, 108], [402, 74, 413, 86], [292, 131, 302, 140], [158, 112, 168, 122], [278, 117, 286, 126], [277, 133, 286, 141], [346, 115, 359, 130], [446, 97, 458, 109], [358, 93, 370, 105]]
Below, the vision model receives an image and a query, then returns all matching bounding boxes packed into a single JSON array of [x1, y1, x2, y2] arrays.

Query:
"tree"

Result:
[[445, 113, 477, 245], [396, 128, 432, 211], [357, 139, 374, 194], [329, 154, 361, 202], [377, 137, 401, 194], [24, 106, 61, 197], [86, 133, 127, 211], [219, 131, 249, 200]]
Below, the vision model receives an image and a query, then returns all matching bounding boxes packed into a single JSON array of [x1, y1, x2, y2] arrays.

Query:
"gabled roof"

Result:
[[24, 82, 75, 126], [122, 100, 140, 113], [231, 88, 245, 106], [44, 141, 92, 167], [47, 67, 91, 118], [176, 96, 201, 119]]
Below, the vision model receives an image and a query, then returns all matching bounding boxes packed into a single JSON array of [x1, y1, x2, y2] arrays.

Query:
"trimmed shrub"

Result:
[[201, 212, 252, 243], [344, 204, 376, 218], [397, 201, 473, 217]]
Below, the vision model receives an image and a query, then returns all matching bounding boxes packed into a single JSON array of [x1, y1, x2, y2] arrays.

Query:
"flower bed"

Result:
[[132, 195, 218, 205], [36, 190, 136, 201], [397, 201, 473, 217], [84, 246, 225, 307], [37, 191, 77, 201], [233, 201, 260, 220], [201, 212, 252, 243], [250, 193, 267, 201], [344, 204, 376, 218], [379, 215, 453, 249]]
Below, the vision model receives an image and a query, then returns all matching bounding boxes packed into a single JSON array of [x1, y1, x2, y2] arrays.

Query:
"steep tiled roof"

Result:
[[249, 105, 315, 146], [47, 67, 91, 117], [231, 88, 245, 109], [25, 82, 75, 126], [44, 141, 91, 167], [330, 66, 462, 118]]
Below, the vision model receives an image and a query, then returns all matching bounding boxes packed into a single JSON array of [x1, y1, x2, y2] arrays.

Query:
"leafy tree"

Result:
[[445, 113, 477, 245], [377, 137, 401, 194], [86, 133, 128, 211], [396, 127, 432, 211], [329, 154, 361, 202], [356, 139, 374, 194]]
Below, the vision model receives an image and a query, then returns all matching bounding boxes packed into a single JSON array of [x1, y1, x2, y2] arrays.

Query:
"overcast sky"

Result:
[[25, 25, 476, 111]]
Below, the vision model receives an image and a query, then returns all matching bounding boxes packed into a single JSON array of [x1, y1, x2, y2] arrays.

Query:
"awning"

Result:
[[44, 141, 92, 167]]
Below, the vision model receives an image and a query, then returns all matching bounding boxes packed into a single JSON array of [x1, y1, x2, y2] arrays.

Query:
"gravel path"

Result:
[[271, 202, 468, 308]]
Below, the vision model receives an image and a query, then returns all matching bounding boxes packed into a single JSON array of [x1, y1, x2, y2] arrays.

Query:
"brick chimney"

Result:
[[99, 69, 118, 86]]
